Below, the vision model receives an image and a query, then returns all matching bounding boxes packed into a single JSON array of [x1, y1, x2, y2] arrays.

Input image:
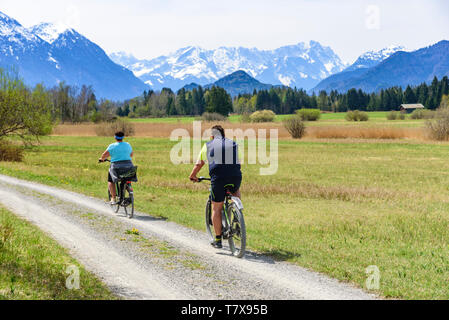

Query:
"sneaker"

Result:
[[210, 240, 223, 249], [109, 198, 118, 205]]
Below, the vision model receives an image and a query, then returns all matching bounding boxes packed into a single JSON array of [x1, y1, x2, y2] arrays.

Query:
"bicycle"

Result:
[[198, 177, 246, 258], [99, 159, 137, 219]]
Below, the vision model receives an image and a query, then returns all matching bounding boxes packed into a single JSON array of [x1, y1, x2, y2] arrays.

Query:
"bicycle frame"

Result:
[[115, 180, 133, 204]]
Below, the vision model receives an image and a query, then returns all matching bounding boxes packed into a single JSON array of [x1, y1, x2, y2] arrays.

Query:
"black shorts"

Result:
[[210, 176, 242, 202]]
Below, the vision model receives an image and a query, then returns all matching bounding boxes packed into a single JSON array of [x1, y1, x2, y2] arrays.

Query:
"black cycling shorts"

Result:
[[210, 176, 242, 203]]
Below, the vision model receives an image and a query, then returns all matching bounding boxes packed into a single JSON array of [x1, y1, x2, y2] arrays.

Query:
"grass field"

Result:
[[1, 135, 449, 299], [0, 205, 117, 300]]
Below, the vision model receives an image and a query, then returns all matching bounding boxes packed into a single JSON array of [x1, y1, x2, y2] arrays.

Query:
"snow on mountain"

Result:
[[0, 12, 148, 100], [345, 45, 406, 71], [312, 45, 408, 92], [0, 12, 43, 46], [110, 41, 347, 91], [313, 42, 448, 93], [28, 22, 68, 44]]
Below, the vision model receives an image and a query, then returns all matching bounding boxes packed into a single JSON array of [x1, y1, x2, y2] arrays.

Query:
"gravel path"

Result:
[[0, 174, 377, 300]]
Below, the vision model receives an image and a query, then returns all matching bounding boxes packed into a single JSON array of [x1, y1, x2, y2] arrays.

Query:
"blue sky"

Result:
[[1, 0, 448, 63]]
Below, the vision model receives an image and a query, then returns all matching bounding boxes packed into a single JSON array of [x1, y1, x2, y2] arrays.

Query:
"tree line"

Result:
[[234, 76, 449, 114], [121, 76, 449, 118], [117, 86, 232, 118]]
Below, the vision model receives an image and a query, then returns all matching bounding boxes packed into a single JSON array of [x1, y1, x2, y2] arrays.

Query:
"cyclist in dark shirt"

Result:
[[189, 125, 242, 249]]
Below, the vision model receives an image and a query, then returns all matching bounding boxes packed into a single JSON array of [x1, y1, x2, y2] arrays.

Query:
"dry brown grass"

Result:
[[305, 126, 426, 140], [53, 122, 288, 138], [52, 122, 427, 141]]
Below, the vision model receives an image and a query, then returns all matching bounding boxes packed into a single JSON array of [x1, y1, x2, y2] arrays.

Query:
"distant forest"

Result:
[[116, 76, 449, 118]]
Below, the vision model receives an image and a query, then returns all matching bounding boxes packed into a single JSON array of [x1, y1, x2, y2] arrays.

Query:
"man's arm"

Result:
[[189, 144, 208, 182], [189, 160, 205, 182]]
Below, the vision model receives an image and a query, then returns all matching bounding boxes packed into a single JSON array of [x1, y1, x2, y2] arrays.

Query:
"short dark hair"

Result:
[[115, 131, 125, 140], [211, 125, 225, 138]]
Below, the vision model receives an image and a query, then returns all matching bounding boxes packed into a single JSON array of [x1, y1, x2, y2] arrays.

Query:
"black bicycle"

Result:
[[198, 177, 246, 258], [99, 159, 137, 219]]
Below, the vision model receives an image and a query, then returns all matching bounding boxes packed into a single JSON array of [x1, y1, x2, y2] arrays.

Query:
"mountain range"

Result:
[[109, 41, 346, 92], [1, 10, 448, 100], [313, 42, 449, 93], [0, 11, 148, 100]]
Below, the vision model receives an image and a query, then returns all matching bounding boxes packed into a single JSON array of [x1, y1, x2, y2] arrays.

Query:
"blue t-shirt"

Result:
[[107, 142, 133, 162]]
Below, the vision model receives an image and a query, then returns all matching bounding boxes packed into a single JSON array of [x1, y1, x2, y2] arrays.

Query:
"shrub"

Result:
[[358, 111, 369, 121], [346, 110, 369, 122], [398, 113, 406, 120], [387, 111, 398, 120], [284, 116, 306, 139], [0, 140, 24, 162], [296, 109, 321, 121], [240, 113, 251, 123], [427, 108, 449, 141], [95, 119, 135, 137], [410, 109, 434, 120], [201, 112, 228, 122], [250, 110, 276, 123]]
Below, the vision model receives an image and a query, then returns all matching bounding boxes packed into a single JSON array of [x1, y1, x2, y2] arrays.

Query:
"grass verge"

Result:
[[0, 205, 117, 300]]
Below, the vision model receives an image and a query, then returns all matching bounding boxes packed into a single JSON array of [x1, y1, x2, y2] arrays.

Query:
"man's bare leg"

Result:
[[212, 201, 224, 236]]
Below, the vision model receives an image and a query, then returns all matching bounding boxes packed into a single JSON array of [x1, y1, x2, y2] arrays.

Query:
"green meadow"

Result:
[[1, 135, 449, 299]]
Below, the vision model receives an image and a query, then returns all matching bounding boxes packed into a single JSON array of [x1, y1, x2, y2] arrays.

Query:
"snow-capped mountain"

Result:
[[313, 41, 448, 93], [0, 12, 58, 86], [345, 45, 406, 71], [0, 11, 148, 100], [312, 45, 407, 92], [110, 41, 346, 91]]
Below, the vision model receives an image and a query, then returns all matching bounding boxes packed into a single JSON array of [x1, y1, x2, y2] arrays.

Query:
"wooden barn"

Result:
[[400, 104, 425, 114]]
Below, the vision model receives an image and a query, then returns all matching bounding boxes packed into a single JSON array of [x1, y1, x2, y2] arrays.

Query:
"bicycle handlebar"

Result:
[[198, 177, 211, 182], [98, 159, 111, 163]]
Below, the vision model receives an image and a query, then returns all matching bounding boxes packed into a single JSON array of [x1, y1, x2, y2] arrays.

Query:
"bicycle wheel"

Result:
[[108, 188, 120, 213], [205, 198, 215, 242], [227, 202, 246, 258], [123, 184, 134, 219]]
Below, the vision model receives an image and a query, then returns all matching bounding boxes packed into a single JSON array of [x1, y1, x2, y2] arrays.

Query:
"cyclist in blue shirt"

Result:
[[189, 125, 242, 249], [99, 131, 134, 204]]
